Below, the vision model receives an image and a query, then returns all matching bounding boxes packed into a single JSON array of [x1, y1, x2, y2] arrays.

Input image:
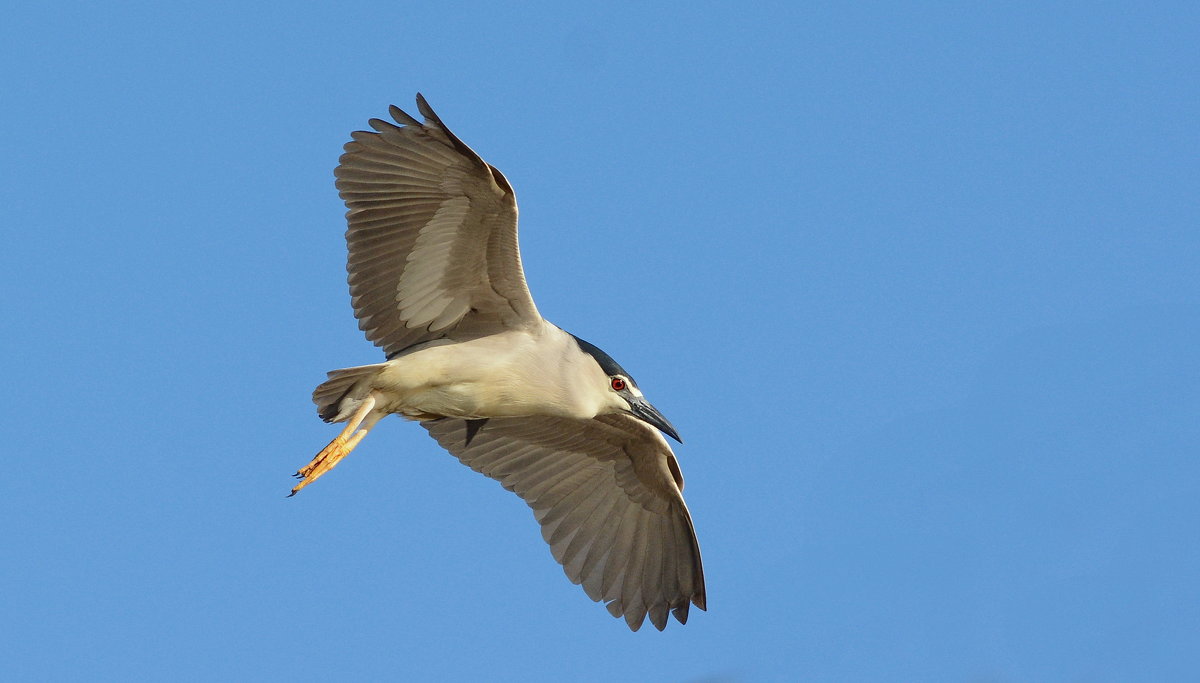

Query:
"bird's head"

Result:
[[571, 335, 682, 443]]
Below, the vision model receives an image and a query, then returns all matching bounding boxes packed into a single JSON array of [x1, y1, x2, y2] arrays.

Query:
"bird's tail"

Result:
[[312, 363, 388, 423]]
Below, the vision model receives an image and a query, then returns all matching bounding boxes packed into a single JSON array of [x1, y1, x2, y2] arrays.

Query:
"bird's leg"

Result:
[[290, 394, 378, 496]]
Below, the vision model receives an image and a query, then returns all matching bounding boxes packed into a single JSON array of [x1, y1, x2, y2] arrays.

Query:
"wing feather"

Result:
[[566, 491, 621, 589], [617, 514, 649, 630], [422, 413, 705, 631], [336, 95, 541, 357]]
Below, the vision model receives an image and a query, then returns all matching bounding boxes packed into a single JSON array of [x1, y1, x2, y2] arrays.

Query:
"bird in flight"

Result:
[[291, 94, 705, 631]]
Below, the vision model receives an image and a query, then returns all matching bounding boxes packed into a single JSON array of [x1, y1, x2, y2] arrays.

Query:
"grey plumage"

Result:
[[295, 94, 705, 631]]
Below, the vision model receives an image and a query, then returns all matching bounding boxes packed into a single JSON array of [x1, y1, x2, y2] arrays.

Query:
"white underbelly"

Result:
[[369, 326, 597, 419]]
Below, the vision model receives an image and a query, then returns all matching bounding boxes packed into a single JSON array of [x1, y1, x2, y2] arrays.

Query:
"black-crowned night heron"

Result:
[[291, 94, 705, 631]]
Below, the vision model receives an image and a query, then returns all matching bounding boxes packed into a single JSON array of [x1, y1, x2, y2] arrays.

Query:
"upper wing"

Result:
[[335, 94, 541, 358], [423, 413, 706, 631]]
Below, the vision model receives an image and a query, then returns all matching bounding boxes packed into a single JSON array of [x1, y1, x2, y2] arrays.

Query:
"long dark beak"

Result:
[[629, 397, 682, 443]]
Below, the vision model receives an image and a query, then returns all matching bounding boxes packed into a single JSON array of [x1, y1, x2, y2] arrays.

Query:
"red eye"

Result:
[[610, 377, 626, 391]]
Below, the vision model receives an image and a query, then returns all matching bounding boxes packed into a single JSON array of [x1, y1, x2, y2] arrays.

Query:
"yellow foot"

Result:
[[289, 430, 367, 496], [290, 395, 377, 497]]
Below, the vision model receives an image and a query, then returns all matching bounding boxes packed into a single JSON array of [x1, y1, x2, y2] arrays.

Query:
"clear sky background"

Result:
[[3, 2, 1197, 681]]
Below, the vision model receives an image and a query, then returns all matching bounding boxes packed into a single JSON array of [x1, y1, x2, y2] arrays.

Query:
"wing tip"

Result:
[[414, 92, 439, 124], [647, 604, 669, 631], [624, 607, 647, 632], [367, 117, 399, 133], [608, 596, 704, 631], [389, 103, 421, 128], [406, 93, 487, 168]]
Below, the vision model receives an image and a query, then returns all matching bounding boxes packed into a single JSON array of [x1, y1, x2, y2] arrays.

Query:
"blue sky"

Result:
[[3, 2, 1197, 680]]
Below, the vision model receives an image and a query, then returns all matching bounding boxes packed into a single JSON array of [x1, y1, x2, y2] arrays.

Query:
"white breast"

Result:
[[372, 321, 608, 420]]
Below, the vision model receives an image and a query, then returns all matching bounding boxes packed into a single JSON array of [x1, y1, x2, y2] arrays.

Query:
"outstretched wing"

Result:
[[423, 413, 706, 631], [335, 94, 541, 358]]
